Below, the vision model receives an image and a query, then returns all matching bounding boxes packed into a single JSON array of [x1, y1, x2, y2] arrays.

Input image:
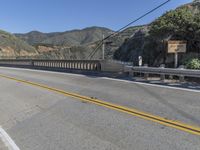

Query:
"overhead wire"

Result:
[[87, 0, 171, 59]]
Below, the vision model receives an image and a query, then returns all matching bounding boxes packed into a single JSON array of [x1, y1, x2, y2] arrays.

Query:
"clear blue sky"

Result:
[[0, 0, 192, 33]]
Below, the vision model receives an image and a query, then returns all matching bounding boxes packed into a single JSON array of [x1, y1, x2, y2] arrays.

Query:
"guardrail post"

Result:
[[144, 64, 149, 80], [179, 65, 185, 82], [160, 64, 165, 81]]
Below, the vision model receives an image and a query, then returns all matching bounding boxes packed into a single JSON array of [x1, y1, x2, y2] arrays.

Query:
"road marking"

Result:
[[0, 127, 20, 150], [0, 67, 87, 77], [0, 66, 199, 93], [0, 74, 200, 136], [100, 77, 200, 93]]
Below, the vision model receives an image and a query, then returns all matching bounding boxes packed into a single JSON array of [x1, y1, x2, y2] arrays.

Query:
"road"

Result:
[[0, 67, 199, 150]]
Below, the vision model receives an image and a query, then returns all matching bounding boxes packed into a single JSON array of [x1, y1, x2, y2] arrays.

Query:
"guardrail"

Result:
[[0, 59, 101, 71], [125, 65, 200, 81]]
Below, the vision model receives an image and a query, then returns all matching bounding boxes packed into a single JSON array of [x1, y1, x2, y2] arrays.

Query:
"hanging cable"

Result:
[[87, 0, 171, 59]]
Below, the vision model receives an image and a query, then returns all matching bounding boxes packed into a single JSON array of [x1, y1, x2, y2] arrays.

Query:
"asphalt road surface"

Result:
[[0, 67, 199, 150]]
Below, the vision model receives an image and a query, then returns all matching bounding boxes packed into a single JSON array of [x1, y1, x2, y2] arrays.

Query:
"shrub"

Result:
[[185, 58, 200, 69]]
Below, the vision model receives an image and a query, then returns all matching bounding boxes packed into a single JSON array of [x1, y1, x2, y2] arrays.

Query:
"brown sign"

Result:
[[168, 40, 187, 53]]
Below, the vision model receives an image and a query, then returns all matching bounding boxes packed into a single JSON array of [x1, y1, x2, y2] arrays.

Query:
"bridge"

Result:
[[0, 59, 102, 71], [0, 60, 199, 150], [0, 59, 125, 73], [0, 59, 200, 80]]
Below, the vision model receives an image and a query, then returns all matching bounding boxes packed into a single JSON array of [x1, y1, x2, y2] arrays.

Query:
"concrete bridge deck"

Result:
[[0, 67, 199, 150]]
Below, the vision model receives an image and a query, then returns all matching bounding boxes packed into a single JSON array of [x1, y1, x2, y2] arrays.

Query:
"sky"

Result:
[[0, 0, 192, 33]]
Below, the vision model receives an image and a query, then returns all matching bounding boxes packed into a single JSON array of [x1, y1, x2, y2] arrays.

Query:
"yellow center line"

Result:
[[0, 73, 200, 136]]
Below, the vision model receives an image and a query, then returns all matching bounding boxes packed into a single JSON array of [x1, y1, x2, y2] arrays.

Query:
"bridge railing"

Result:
[[125, 65, 200, 81], [0, 59, 101, 71]]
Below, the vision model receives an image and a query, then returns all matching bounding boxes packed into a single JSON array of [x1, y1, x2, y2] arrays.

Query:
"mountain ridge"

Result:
[[15, 26, 113, 46], [13, 26, 116, 60]]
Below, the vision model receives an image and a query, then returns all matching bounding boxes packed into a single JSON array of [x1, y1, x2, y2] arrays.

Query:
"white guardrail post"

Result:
[[160, 64, 165, 81], [178, 65, 185, 82]]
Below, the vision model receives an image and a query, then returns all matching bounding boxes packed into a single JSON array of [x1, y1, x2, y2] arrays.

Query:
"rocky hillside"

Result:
[[114, 0, 200, 67], [0, 30, 38, 58], [114, 25, 149, 62], [101, 25, 148, 60]]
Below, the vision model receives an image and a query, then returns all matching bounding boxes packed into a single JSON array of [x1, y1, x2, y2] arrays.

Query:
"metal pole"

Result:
[[174, 52, 178, 68], [102, 34, 105, 60]]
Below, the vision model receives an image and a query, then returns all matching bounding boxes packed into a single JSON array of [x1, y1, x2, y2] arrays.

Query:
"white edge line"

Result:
[[0, 66, 199, 93], [100, 77, 200, 93], [0, 66, 85, 77], [0, 127, 20, 150]]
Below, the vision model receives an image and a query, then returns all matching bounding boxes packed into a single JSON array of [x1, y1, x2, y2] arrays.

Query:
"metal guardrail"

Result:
[[0, 59, 101, 71], [125, 66, 200, 78], [107, 60, 133, 66]]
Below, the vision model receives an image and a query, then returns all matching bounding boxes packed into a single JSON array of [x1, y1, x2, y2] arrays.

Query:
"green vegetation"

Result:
[[150, 6, 200, 52], [150, 8, 194, 38], [185, 58, 200, 69], [147, 3, 200, 65]]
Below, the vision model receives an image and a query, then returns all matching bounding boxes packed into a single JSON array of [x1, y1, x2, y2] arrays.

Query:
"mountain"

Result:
[[0, 30, 38, 58], [14, 27, 115, 60], [15, 31, 57, 45], [114, 0, 200, 67], [15, 27, 113, 46]]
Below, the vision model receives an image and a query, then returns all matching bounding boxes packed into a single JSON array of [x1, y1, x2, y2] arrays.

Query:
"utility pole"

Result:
[[102, 34, 105, 60], [174, 53, 178, 68]]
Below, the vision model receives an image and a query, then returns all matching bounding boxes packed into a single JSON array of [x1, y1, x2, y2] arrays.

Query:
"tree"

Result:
[[194, 0, 200, 3], [149, 7, 194, 40], [185, 58, 200, 69], [149, 6, 200, 54]]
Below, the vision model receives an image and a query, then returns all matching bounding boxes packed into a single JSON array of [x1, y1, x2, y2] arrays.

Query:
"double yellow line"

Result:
[[0, 73, 200, 136]]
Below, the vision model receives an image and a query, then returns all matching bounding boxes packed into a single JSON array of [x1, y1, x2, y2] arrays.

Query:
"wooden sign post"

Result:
[[167, 40, 187, 68]]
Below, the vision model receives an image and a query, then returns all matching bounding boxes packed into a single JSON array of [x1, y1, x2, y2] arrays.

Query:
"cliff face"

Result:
[[114, 26, 149, 63]]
